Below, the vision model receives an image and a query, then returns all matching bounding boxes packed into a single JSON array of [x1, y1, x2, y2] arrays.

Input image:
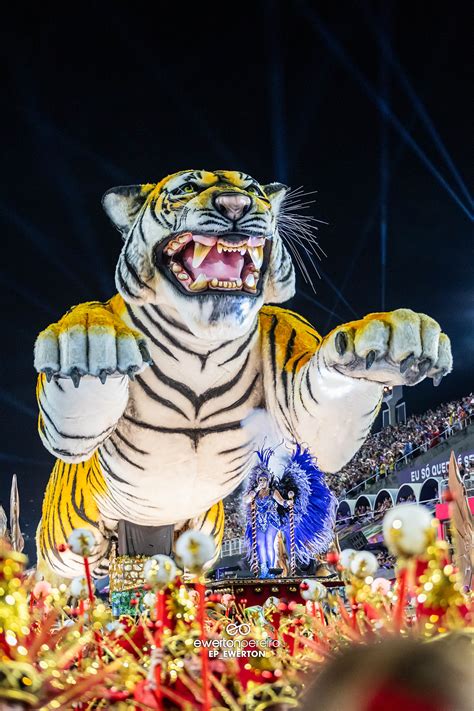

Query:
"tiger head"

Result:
[[103, 170, 295, 339]]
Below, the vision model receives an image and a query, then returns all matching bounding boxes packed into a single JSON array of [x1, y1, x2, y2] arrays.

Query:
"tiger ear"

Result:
[[263, 182, 289, 213], [102, 184, 155, 237]]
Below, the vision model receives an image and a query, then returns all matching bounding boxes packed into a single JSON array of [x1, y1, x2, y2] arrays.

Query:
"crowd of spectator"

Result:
[[373, 497, 393, 518], [335, 496, 394, 530], [396, 493, 416, 504], [376, 550, 396, 569], [223, 393, 473, 542], [223, 501, 244, 540], [328, 393, 473, 498]]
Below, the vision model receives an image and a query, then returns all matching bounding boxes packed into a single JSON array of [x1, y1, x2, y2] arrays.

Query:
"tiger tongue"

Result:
[[182, 244, 245, 281]]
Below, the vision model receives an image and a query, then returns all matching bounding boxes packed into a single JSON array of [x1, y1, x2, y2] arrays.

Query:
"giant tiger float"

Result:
[[33, 169, 453, 592], [0, 168, 468, 709]]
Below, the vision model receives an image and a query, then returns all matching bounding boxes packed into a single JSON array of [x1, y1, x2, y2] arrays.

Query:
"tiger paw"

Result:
[[321, 309, 452, 387], [34, 301, 152, 387]]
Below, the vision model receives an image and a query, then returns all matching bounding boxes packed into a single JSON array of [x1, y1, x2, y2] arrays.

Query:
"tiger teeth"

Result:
[[171, 263, 182, 274], [189, 273, 208, 291], [245, 274, 256, 288], [209, 279, 239, 289], [192, 243, 213, 268], [248, 246, 264, 269], [177, 273, 189, 281]]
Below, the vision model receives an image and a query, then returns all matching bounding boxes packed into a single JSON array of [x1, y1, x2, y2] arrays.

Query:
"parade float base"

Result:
[[109, 554, 346, 614], [109, 575, 345, 616], [207, 577, 345, 607]]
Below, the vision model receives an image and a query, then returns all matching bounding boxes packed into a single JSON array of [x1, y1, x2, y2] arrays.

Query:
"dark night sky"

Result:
[[1, 2, 472, 558]]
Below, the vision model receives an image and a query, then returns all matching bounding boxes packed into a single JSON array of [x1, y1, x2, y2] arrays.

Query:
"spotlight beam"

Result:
[[265, 0, 289, 183], [291, 57, 332, 160], [298, 290, 346, 324], [314, 267, 359, 318], [45, 122, 130, 183], [378, 2, 391, 312], [298, 2, 473, 221], [0, 391, 37, 419], [360, 0, 473, 209], [324, 113, 418, 331]]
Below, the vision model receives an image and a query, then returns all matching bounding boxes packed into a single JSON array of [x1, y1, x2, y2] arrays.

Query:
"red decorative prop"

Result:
[[83, 555, 103, 661], [394, 567, 408, 631], [153, 589, 166, 710], [196, 581, 211, 711], [326, 551, 340, 566], [442, 489, 455, 503], [351, 598, 358, 630]]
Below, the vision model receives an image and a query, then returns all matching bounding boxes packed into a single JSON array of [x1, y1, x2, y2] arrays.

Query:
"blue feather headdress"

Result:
[[243, 444, 279, 496], [279, 443, 336, 564]]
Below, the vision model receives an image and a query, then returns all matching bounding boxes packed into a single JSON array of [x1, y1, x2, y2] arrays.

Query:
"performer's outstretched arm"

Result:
[[272, 490, 287, 506], [34, 296, 151, 462], [260, 307, 452, 474]]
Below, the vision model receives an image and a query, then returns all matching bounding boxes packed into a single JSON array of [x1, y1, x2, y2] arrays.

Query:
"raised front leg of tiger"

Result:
[[34, 296, 152, 461], [261, 307, 452, 473]]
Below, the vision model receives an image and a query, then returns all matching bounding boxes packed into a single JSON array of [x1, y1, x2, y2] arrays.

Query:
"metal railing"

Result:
[[220, 537, 245, 558], [335, 496, 439, 529], [340, 413, 472, 500]]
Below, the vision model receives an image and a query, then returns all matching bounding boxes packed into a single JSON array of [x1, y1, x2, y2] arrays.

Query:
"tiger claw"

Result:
[[433, 370, 446, 387], [418, 358, 432, 377], [70, 367, 82, 388], [99, 369, 108, 385], [365, 351, 376, 370], [127, 365, 139, 381], [138, 341, 153, 365], [335, 331, 348, 357], [400, 353, 416, 374], [43, 368, 55, 383]]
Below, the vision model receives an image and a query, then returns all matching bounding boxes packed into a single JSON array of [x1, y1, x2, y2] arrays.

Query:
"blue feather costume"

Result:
[[278, 444, 336, 565], [244, 443, 336, 575]]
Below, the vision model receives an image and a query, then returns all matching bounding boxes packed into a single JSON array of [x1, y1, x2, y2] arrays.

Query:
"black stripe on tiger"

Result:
[[135, 373, 190, 419], [126, 305, 179, 362], [200, 372, 260, 423], [122, 414, 244, 449], [219, 321, 259, 366]]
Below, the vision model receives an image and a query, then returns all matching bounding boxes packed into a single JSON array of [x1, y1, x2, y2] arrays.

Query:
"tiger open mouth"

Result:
[[158, 232, 269, 295]]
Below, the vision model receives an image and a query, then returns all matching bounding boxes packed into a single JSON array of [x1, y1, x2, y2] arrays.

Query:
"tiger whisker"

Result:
[[280, 234, 315, 289], [279, 230, 319, 289], [278, 220, 326, 260], [276, 189, 328, 291]]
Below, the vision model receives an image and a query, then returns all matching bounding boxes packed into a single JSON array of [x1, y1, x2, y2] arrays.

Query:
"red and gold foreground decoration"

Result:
[[0, 503, 472, 709]]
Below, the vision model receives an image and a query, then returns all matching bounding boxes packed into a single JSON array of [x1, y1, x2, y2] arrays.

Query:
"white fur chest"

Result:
[[96, 305, 263, 525]]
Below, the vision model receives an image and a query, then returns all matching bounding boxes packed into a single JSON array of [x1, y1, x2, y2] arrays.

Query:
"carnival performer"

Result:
[[244, 447, 290, 578], [245, 444, 336, 578]]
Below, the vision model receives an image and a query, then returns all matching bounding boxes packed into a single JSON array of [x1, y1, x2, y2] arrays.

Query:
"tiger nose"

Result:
[[214, 192, 252, 221]]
